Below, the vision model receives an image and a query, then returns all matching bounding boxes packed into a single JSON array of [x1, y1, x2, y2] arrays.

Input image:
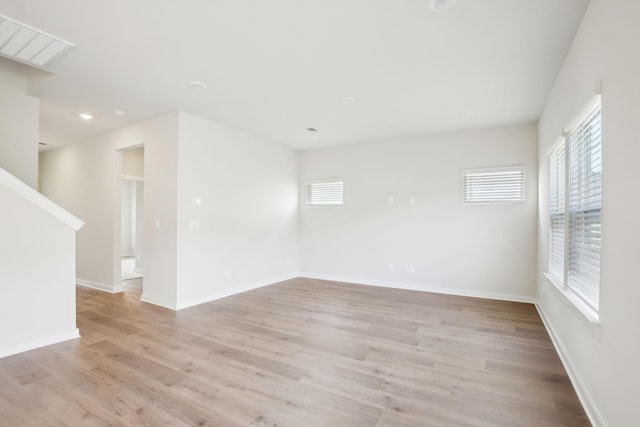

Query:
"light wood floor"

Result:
[[0, 278, 589, 426]]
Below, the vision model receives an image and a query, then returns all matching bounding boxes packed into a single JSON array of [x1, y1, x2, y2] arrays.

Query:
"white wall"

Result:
[[174, 112, 300, 309], [39, 111, 299, 310], [39, 113, 179, 307], [300, 124, 538, 301], [0, 58, 39, 188], [122, 147, 144, 178], [0, 171, 80, 357], [536, 1, 640, 426]]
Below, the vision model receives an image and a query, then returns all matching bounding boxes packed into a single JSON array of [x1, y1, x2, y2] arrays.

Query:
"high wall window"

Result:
[[461, 166, 525, 204], [547, 95, 602, 318], [306, 179, 344, 206]]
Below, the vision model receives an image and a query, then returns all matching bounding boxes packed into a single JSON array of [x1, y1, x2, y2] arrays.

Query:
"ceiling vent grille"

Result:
[[0, 14, 74, 68]]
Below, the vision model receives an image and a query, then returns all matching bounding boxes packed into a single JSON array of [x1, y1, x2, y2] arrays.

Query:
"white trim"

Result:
[[564, 94, 602, 133], [0, 167, 84, 231], [535, 304, 607, 427], [175, 274, 299, 310], [546, 135, 566, 157], [121, 175, 144, 182], [459, 164, 525, 176], [301, 274, 536, 304], [0, 329, 80, 359], [543, 273, 601, 324], [140, 293, 178, 310], [77, 278, 122, 293]]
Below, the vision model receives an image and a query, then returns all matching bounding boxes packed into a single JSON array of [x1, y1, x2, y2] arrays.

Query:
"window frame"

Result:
[[548, 137, 566, 286], [305, 178, 344, 206], [545, 94, 602, 323], [461, 165, 526, 205]]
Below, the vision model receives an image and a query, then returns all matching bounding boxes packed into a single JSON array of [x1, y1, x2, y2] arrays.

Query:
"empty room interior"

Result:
[[0, 0, 638, 426]]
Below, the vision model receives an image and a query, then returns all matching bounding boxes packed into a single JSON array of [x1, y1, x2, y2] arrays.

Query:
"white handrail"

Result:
[[0, 167, 84, 231]]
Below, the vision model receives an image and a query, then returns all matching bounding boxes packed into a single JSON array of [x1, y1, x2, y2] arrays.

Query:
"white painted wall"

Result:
[[300, 124, 538, 301], [0, 58, 39, 189], [39, 113, 179, 307], [174, 112, 300, 309], [536, 1, 640, 426], [0, 168, 81, 358], [122, 147, 144, 178]]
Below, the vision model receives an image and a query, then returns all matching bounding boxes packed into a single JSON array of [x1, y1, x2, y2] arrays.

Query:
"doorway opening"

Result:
[[120, 146, 144, 292]]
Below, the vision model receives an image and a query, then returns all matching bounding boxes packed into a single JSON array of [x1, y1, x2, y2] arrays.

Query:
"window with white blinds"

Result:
[[462, 166, 525, 204], [548, 139, 565, 284], [567, 104, 602, 311], [546, 95, 602, 315], [306, 179, 344, 205]]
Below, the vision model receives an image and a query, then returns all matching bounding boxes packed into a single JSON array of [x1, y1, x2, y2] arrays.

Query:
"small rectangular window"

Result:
[[461, 166, 525, 204], [306, 179, 344, 206]]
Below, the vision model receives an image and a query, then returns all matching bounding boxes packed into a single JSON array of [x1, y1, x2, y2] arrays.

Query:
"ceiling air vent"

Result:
[[0, 14, 74, 68]]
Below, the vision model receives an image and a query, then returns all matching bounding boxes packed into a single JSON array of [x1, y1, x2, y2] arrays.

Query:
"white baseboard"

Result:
[[140, 293, 178, 310], [175, 275, 298, 310], [0, 328, 80, 359], [77, 278, 123, 293], [535, 304, 606, 427], [301, 273, 536, 304]]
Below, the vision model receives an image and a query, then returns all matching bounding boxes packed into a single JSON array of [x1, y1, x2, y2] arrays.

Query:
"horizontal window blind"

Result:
[[462, 167, 525, 204], [548, 140, 565, 283], [567, 106, 602, 310], [306, 179, 344, 205]]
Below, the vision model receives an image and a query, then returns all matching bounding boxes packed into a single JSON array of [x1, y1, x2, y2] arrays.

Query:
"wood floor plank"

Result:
[[0, 278, 589, 426]]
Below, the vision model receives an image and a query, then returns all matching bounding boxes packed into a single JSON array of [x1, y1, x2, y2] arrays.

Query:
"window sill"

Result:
[[543, 272, 601, 325]]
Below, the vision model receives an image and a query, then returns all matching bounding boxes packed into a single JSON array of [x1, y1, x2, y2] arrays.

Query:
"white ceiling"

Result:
[[0, 0, 590, 151]]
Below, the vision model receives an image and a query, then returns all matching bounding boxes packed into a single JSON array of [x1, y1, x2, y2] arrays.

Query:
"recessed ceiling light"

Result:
[[306, 127, 318, 132], [188, 81, 208, 90], [113, 109, 127, 118], [78, 113, 93, 120], [429, 0, 457, 12], [341, 96, 356, 105], [38, 142, 47, 146]]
